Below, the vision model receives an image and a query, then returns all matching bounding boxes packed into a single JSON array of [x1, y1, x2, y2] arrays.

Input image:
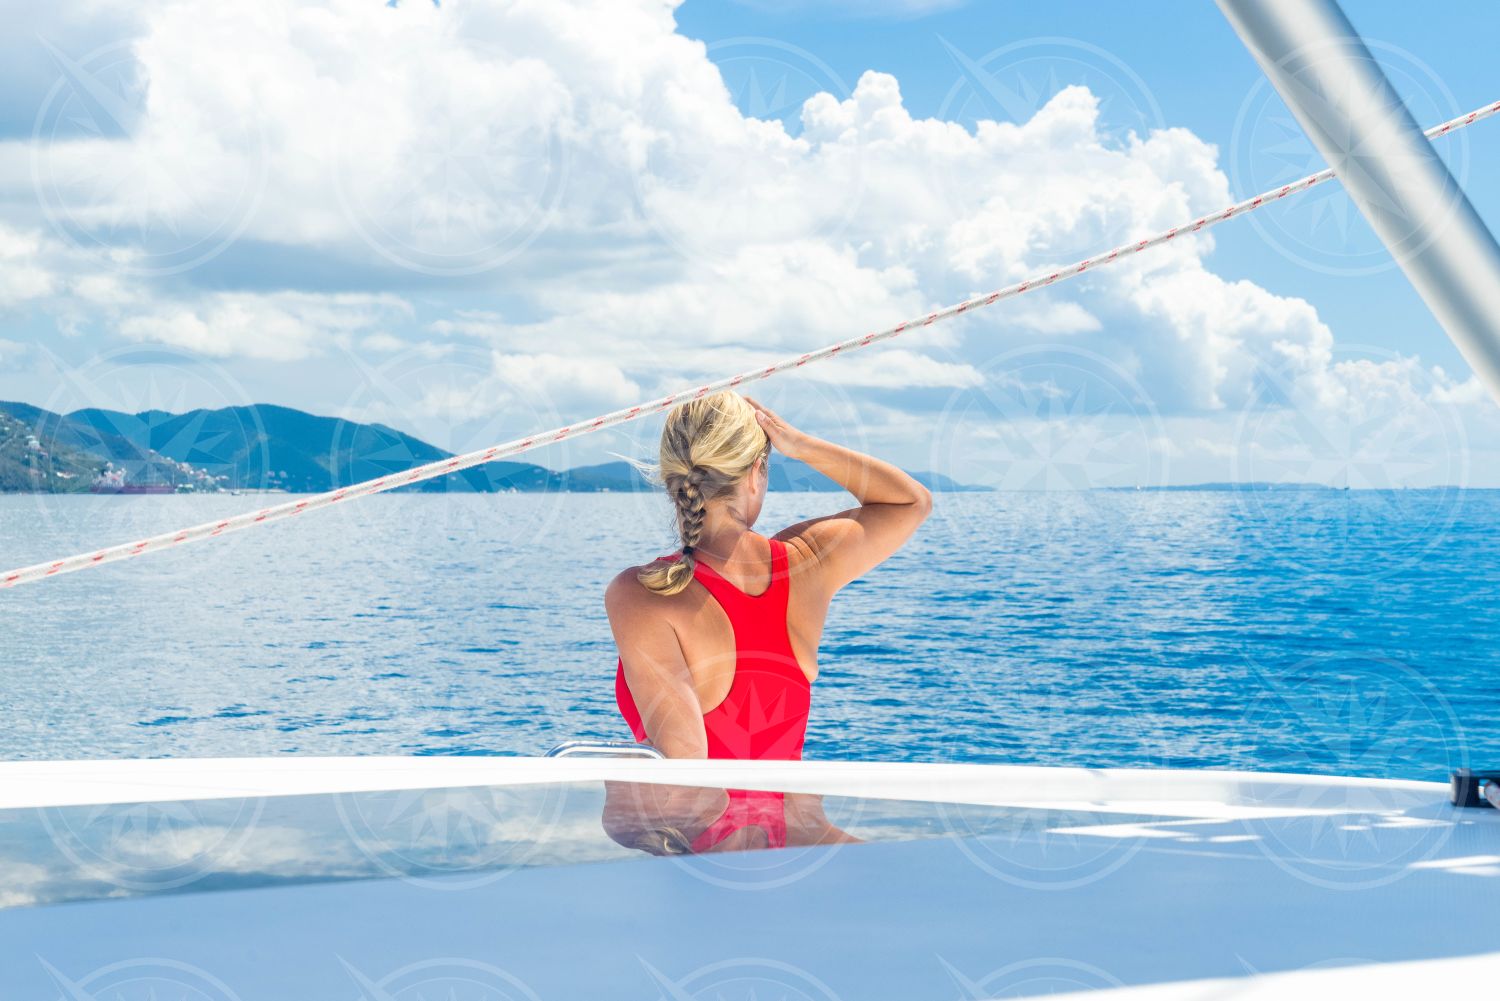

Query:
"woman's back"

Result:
[[615, 536, 812, 760], [606, 393, 930, 760]]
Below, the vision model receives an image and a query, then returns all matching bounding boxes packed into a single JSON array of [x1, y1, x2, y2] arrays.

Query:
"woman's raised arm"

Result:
[[749, 399, 932, 592]]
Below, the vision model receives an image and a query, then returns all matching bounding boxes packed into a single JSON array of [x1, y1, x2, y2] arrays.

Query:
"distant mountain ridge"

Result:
[[1097, 482, 1340, 492], [0, 407, 103, 492], [564, 459, 981, 493], [0, 401, 987, 494]]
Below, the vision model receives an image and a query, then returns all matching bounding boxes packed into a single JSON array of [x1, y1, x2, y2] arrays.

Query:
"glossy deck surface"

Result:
[[0, 758, 1495, 998]]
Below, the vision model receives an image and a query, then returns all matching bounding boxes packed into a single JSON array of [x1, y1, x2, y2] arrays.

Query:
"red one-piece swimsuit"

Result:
[[615, 538, 812, 848]]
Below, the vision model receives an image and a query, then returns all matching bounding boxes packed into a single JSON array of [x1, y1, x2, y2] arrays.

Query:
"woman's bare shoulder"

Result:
[[605, 564, 690, 616], [606, 566, 652, 607]]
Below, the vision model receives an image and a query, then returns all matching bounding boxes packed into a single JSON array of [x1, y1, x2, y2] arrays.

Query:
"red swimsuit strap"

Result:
[[690, 538, 789, 610]]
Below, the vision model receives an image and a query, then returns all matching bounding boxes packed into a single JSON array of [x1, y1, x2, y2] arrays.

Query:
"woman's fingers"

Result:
[[745, 395, 804, 457], [745, 396, 783, 428], [745, 396, 776, 418]]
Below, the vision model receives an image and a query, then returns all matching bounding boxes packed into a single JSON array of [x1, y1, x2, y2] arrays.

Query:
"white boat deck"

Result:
[[0, 753, 1456, 811], [0, 757, 1495, 999]]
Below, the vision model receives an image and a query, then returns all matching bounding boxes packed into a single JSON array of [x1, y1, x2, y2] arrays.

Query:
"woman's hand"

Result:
[[745, 397, 813, 461]]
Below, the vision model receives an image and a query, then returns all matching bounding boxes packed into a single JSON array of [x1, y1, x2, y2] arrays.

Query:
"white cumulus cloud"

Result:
[[0, 0, 1493, 483]]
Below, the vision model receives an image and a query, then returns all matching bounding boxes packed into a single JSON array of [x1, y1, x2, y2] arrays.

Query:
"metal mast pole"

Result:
[[1218, 0, 1500, 403]]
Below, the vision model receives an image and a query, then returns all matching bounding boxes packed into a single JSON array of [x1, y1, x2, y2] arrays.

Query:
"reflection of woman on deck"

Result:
[[602, 781, 862, 856]]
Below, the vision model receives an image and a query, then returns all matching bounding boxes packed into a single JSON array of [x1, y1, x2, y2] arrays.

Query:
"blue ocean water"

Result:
[[1, 489, 1496, 781]]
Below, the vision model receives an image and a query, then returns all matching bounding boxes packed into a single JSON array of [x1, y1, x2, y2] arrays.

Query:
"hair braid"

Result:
[[676, 468, 708, 560], [636, 391, 769, 596], [639, 468, 708, 594]]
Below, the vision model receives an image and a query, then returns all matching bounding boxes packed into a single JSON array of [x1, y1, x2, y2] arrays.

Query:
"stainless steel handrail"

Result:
[[544, 739, 666, 759]]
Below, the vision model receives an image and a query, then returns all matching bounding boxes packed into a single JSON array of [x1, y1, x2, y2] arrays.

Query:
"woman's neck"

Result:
[[695, 508, 758, 563]]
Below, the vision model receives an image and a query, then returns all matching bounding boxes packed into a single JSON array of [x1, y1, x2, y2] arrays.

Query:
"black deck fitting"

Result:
[[1450, 769, 1500, 808]]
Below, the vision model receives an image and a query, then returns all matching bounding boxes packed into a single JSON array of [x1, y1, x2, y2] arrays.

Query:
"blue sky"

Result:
[[2, 0, 1498, 487], [679, 0, 1500, 377]]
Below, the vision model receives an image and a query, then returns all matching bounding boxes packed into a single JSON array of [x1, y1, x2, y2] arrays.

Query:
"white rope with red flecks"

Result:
[[5, 98, 1499, 589]]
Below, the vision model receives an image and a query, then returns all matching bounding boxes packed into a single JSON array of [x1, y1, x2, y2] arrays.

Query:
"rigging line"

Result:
[[5, 97, 1499, 589]]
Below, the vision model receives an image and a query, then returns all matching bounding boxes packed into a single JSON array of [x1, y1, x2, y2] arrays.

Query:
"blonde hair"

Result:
[[637, 391, 770, 595]]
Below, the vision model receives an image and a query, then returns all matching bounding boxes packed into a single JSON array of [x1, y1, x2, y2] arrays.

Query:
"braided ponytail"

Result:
[[637, 392, 768, 596]]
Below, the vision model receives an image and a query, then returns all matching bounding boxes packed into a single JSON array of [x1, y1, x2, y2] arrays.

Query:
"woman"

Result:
[[608, 391, 931, 760]]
